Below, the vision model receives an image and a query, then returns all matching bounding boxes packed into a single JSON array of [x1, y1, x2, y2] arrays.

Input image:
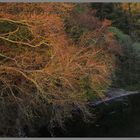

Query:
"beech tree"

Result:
[[0, 3, 120, 136]]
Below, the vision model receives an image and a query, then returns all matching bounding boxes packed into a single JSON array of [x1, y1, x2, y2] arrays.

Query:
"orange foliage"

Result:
[[0, 3, 119, 136]]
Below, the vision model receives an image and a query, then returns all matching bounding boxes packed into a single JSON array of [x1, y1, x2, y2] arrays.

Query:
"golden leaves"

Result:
[[0, 3, 119, 134]]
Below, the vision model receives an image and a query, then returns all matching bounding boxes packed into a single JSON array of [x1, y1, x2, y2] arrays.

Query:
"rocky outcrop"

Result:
[[90, 88, 140, 107]]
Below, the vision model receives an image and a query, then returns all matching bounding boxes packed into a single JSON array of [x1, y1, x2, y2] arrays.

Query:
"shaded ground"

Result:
[[39, 89, 140, 137], [20, 88, 140, 137]]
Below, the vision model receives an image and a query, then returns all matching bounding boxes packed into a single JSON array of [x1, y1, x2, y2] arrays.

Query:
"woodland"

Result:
[[0, 3, 139, 137]]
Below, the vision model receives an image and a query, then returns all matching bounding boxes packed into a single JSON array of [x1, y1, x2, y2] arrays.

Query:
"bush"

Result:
[[109, 26, 140, 89]]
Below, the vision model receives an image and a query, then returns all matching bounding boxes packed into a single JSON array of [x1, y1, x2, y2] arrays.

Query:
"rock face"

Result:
[[90, 88, 139, 107]]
